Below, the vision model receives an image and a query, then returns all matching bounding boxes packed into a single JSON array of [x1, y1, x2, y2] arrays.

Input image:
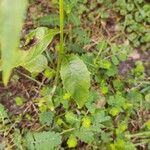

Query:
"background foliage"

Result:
[[0, 0, 150, 149]]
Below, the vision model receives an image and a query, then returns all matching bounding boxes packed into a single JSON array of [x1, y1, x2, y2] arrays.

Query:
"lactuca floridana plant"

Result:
[[0, 0, 58, 85], [56, 0, 91, 108], [0, 0, 91, 108]]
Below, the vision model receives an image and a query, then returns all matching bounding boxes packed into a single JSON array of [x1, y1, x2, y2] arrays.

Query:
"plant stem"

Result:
[[49, 0, 64, 100], [16, 69, 42, 86], [55, 0, 64, 86], [50, 0, 64, 101], [126, 131, 150, 138], [60, 128, 76, 135]]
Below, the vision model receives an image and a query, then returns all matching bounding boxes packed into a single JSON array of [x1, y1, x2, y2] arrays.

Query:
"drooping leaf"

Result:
[[23, 28, 58, 63], [23, 54, 48, 74], [0, 0, 28, 85], [25, 131, 61, 150], [60, 54, 90, 108], [20, 27, 59, 73]]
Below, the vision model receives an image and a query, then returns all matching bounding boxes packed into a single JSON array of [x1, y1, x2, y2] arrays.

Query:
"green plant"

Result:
[[25, 131, 61, 150], [0, 0, 58, 85], [0, 0, 150, 149], [0, 0, 90, 108]]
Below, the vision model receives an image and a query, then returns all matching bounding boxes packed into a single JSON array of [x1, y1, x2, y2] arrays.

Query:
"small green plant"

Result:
[[25, 131, 61, 150]]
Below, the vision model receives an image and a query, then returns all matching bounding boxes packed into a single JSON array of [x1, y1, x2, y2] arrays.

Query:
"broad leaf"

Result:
[[23, 54, 48, 74], [22, 27, 58, 65], [60, 55, 90, 108], [25, 131, 61, 150], [0, 0, 27, 85], [20, 27, 59, 73]]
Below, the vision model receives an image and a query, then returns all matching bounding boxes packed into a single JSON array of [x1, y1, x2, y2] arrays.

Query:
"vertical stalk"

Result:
[[50, 0, 64, 98], [55, 0, 64, 86], [49, 0, 64, 99]]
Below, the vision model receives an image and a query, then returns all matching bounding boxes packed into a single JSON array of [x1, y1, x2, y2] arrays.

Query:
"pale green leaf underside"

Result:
[[23, 54, 48, 73], [0, 0, 28, 85], [60, 55, 90, 108]]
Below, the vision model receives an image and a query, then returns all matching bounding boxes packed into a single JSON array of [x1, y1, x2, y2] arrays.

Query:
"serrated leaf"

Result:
[[0, 104, 8, 121], [14, 129, 23, 150], [25, 131, 61, 150], [0, 0, 28, 85], [65, 111, 79, 124], [75, 127, 94, 143], [39, 112, 54, 126], [38, 14, 59, 27], [60, 55, 90, 108]]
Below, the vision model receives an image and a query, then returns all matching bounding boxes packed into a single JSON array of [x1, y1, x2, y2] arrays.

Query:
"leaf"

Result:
[[21, 27, 59, 67], [75, 127, 94, 143], [82, 117, 91, 128], [106, 65, 118, 77], [0, 104, 8, 121], [73, 28, 90, 45], [23, 54, 48, 73], [39, 112, 54, 126], [25, 131, 61, 150], [60, 55, 90, 108], [68, 13, 81, 26], [67, 135, 77, 148], [0, 0, 28, 85], [93, 111, 111, 124], [17, 27, 58, 74], [65, 111, 79, 124], [99, 60, 112, 69], [111, 56, 119, 65], [15, 97, 25, 106], [1, 27, 58, 81], [14, 129, 23, 150], [38, 14, 59, 27], [145, 93, 150, 103]]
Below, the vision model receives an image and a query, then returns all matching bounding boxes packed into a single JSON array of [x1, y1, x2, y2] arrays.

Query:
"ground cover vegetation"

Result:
[[0, 0, 150, 149]]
